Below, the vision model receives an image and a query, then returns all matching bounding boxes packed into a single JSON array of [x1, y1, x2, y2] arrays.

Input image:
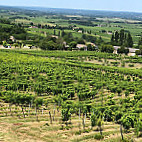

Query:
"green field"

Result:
[[26, 17, 142, 43], [1, 9, 142, 44]]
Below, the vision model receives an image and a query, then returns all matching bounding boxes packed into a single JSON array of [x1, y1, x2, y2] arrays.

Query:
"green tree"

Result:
[[119, 29, 125, 45], [69, 41, 77, 48], [127, 32, 133, 47], [115, 31, 119, 43], [111, 33, 115, 44], [58, 31, 61, 36], [117, 46, 129, 55], [13, 43, 19, 48], [101, 44, 114, 53], [138, 36, 142, 46], [53, 29, 56, 35], [3, 41, 7, 47], [39, 40, 57, 50], [61, 30, 66, 37]]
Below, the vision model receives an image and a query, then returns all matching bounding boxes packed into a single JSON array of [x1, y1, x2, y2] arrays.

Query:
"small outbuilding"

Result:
[[76, 44, 87, 51], [113, 46, 140, 56], [127, 48, 140, 56], [113, 46, 121, 54]]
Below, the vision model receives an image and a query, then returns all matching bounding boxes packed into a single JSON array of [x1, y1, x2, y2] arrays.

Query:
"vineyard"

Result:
[[0, 49, 142, 142]]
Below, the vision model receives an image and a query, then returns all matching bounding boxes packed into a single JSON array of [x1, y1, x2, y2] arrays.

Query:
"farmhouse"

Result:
[[76, 44, 87, 51], [90, 43, 96, 47], [113, 46, 140, 56], [63, 42, 70, 49], [73, 27, 80, 30], [78, 30, 82, 33], [23, 45, 37, 49], [113, 46, 121, 54], [23, 46, 30, 49], [127, 48, 140, 56], [29, 26, 38, 29], [51, 35, 58, 39], [10, 36, 16, 42]]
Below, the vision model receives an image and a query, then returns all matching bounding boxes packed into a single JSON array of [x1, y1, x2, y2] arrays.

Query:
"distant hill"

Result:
[[1, 5, 142, 20]]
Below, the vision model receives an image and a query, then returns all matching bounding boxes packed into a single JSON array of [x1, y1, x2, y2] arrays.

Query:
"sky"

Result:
[[0, 0, 142, 12]]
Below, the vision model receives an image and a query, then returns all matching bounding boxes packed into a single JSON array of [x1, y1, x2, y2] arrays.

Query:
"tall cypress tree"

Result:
[[127, 32, 133, 47], [111, 33, 115, 43], [138, 36, 142, 46], [61, 30, 66, 37], [115, 31, 119, 43], [119, 29, 125, 45], [58, 31, 61, 37], [53, 29, 56, 35]]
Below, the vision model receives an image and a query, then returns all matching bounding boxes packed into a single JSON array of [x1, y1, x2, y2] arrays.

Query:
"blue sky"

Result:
[[0, 0, 142, 12]]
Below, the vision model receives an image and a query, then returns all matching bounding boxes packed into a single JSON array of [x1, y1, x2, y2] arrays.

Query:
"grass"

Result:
[[0, 96, 138, 142]]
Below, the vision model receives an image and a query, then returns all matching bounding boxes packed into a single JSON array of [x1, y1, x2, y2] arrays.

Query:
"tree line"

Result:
[[111, 29, 133, 47]]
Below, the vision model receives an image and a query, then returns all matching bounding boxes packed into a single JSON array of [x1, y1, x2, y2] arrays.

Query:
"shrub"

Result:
[[128, 64, 134, 67], [101, 44, 114, 53], [75, 131, 81, 135], [94, 134, 104, 140]]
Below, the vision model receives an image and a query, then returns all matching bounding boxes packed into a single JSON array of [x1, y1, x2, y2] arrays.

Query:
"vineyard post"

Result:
[[120, 123, 124, 140], [49, 110, 52, 124]]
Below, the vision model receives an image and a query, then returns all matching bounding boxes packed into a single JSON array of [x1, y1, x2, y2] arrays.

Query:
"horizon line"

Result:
[[0, 5, 142, 14]]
